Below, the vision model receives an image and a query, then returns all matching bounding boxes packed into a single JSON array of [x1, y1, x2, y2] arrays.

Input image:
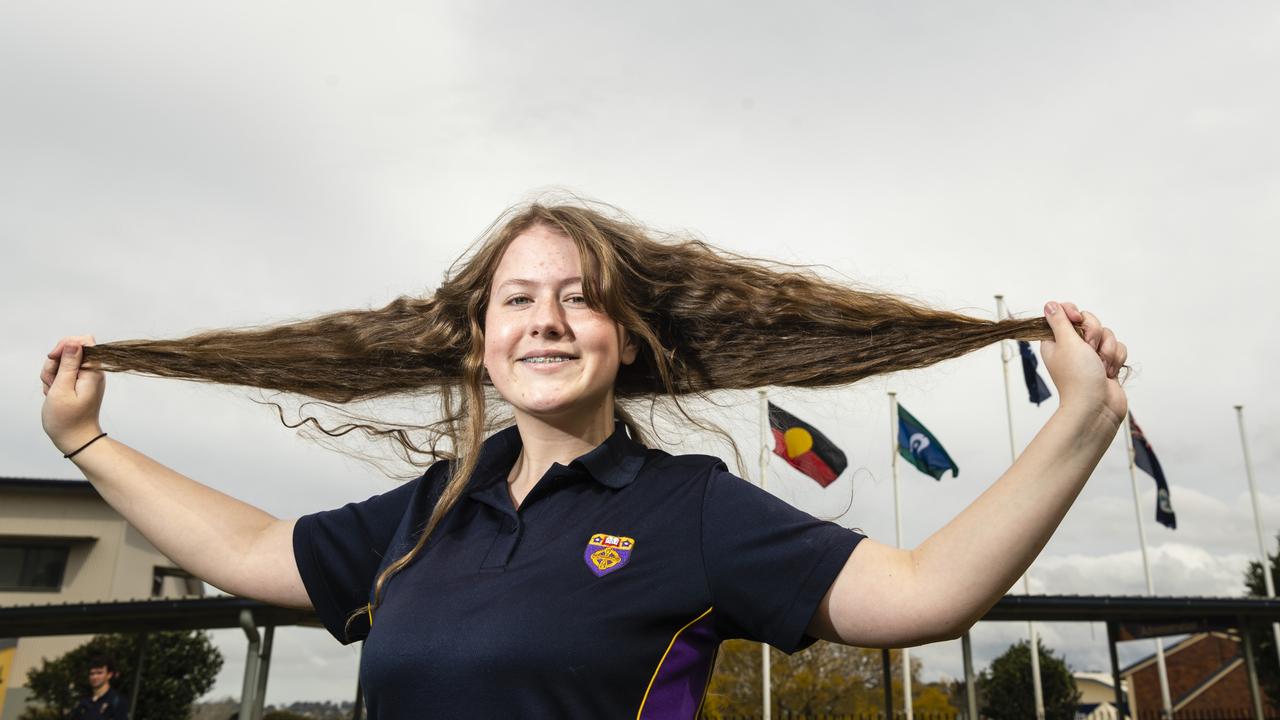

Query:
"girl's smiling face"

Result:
[[482, 225, 637, 423]]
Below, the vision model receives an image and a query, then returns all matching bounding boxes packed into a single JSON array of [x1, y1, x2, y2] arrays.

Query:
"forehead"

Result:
[[491, 226, 581, 284]]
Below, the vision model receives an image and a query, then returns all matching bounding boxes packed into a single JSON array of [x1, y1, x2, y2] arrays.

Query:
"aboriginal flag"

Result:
[[768, 402, 848, 487], [1130, 411, 1176, 530], [1018, 340, 1053, 406], [897, 403, 959, 481]]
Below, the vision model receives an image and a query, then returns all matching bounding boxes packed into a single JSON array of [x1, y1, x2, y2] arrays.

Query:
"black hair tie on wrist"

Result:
[[64, 432, 107, 459]]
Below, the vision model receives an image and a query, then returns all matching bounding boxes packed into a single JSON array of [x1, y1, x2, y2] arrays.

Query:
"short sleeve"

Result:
[[293, 476, 423, 643], [701, 463, 865, 653]]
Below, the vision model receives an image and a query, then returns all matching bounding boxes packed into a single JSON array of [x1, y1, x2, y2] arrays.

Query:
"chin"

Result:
[[514, 393, 613, 421], [517, 400, 582, 418]]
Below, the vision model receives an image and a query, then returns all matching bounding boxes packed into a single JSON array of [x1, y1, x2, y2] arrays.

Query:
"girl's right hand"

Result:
[[41, 335, 106, 455], [1039, 302, 1127, 427]]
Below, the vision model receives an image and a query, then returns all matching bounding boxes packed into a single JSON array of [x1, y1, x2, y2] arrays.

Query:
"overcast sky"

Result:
[[3, 0, 1277, 706]]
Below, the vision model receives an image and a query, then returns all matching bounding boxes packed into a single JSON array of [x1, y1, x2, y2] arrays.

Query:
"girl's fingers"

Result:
[[41, 357, 57, 387], [48, 338, 72, 359], [1056, 301, 1088, 343], [1080, 311, 1103, 351], [51, 343, 84, 393], [42, 336, 97, 399], [47, 335, 95, 360], [1099, 329, 1118, 377]]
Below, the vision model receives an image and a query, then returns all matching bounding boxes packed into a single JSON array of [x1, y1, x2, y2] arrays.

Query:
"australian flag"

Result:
[[1130, 411, 1176, 529], [897, 403, 959, 481], [1018, 340, 1052, 406]]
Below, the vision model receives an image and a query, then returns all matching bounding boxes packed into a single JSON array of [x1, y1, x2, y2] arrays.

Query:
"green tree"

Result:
[[21, 631, 222, 720], [944, 677, 982, 714], [977, 640, 1079, 720], [1243, 530, 1280, 707]]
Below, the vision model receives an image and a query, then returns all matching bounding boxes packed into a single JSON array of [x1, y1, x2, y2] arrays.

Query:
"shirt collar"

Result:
[[470, 420, 647, 491]]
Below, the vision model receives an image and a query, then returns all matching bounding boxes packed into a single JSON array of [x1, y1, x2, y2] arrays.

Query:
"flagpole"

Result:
[[1124, 414, 1174, 719], [1236, 405, 1280, 671], [888, 391, 913, 720], [995, 295, 1045, 720], [758, 389, 771, 720]]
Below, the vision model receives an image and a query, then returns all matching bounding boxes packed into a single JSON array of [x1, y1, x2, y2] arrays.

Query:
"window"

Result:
[[0, 543, 70, 591]]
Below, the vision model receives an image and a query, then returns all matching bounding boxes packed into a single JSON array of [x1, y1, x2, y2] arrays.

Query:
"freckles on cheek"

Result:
[[482, 328, 517, 382], [483, 343, 504, 377]]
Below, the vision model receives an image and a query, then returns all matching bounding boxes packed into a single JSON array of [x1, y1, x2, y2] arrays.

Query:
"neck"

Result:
[[92, 683, 110, 700], [508, 402, 616, 494]]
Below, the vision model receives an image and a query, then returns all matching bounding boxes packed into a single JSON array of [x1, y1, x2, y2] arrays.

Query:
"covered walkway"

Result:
[[5, 594, 1280, 719], [0, 596, 316, 720]]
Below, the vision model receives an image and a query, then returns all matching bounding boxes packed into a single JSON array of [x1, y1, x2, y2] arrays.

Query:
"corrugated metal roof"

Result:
[[4, 593, 1279, 638], [0, 595, 320, 635], [0, 477, 94, 491], [982, 594, 1280, 622]]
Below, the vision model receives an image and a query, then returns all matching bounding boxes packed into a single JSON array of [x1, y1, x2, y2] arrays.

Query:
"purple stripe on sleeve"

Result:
[[638, 610, 721, 720]]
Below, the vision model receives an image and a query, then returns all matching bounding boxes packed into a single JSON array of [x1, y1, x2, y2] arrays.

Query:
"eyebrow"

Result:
[[495, 277, 583, 292]]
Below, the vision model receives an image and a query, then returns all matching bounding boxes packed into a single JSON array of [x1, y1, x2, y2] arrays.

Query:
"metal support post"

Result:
[[129, 633, 148, 718], [352, 642, 365, 720], [239, 609, 262, 720], [1241, 618, 1265, 720], [1106, 622, 1125, 717], [962, 631, 978, 720], [253, 625, 274, 719], [881, 648, 894, 719]]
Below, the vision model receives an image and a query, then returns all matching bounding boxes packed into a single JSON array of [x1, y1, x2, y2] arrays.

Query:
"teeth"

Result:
[[522, 356, 573, 364]]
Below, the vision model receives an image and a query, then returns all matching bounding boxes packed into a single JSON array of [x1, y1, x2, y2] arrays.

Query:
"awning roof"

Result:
[[4, 593, 1279, 638], [982, 594, 1280, 623], [0, 596, 319, 636]]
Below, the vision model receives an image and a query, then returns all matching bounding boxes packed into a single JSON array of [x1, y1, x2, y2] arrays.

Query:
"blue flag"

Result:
[[897, 404, 959, 480], [1129, 412, 1176, 529], [1018, 340, 1052, 406]]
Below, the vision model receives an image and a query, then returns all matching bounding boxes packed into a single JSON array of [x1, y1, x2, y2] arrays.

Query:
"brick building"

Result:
[[1121, 632, 1277, 717]]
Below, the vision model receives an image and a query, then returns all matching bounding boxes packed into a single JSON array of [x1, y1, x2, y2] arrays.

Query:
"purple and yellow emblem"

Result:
[[584, 533, 635, 577]]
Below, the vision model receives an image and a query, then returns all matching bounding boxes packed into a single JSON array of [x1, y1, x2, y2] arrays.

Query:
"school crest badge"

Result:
[[584, 533, 634, 577]]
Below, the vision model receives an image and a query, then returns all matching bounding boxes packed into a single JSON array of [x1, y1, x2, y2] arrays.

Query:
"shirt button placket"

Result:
[[503, 518, 522, 565], [479, 515, 521, 572]]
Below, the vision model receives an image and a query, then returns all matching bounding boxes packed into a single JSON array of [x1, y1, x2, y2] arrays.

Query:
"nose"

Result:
[[531, 297, 569, 339]]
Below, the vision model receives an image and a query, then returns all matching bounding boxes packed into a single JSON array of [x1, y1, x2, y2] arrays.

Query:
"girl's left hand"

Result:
[[1039, 301, 1128, 426]]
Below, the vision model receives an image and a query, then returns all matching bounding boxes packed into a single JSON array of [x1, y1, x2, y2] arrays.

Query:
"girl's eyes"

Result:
[[505, 294, 587, 306]]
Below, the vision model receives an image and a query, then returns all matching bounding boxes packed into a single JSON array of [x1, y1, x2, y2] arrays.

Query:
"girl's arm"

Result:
[[41, 335, 310, 608], [807, 301, 1127, 647]]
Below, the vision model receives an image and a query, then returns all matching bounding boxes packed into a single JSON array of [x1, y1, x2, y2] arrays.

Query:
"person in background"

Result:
[[72, 655, 128, 720]]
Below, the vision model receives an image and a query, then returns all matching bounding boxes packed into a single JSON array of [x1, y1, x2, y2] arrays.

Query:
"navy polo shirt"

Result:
[[72, 688, 127, 720], [293, 422, 865, 719]]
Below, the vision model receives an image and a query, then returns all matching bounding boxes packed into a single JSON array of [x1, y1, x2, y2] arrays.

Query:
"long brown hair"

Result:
[[82, 198, 1070, 632]]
